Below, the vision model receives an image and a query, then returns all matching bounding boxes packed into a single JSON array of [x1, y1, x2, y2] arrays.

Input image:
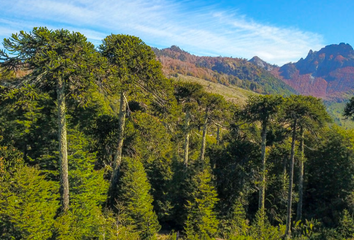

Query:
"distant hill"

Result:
[[152, 46, 297, 96]]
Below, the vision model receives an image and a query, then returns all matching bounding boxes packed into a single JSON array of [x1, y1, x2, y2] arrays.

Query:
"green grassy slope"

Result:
[[324, 100, 354, 129], [172, 74, 257, 106]]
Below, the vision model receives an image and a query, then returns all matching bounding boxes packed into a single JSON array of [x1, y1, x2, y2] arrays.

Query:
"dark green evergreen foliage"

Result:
[[167, 156, 191, 229], [265, 142, 292, 224], [283, 95, 331, 129], [49, 128, 112, 239], [199, 92, 226, 120], [197, 92, 228, 163], [1, 27, 107, 211], [90, 114, 121, 169], [173, 81, 204, 132], [184, 167, 219, 240], [305, 127, 354, 227], [68, 128, 108, 207], [173, 81, 205, 166], [239, 95, 284, 121], [0, 139, 24, 177], [99, 34, 174, 208], [173, 81, 204, 117], [1, 27, 105, 101], [99, 34, 171, 104], [211, 131, 260, 216], [124, 112, 172, 163], [344, 96, 354, 123], [174, 81, 204, 102], [238, 95, 284, 213], [124, 111, 175, 224], [291, 218, 322, 239], [0, 86, 58, 173], [116, 157, 161, 239], [283, 95, 331, 236]]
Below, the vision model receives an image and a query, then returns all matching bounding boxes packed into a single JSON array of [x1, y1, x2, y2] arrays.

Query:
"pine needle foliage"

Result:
[[184, 167, 219, 240], [0, 166, 59, 239], [116, 157, 161, 240]]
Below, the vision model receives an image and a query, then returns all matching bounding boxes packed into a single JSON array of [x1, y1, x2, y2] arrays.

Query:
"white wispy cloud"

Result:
[[0, 0, 324, 65]]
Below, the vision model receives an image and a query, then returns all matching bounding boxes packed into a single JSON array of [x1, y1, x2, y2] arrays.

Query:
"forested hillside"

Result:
[[153, 46, 297, 96], [1, 28, 354, 240]]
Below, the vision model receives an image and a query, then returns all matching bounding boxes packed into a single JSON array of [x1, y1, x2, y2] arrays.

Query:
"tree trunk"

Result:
[[200, 111, 208, 161], [259, 122, 267, 213], [108, 91, 127, 206], [216, 125, 220, 145], [296, 127, 304, 221], [283, 156, 287, 178], [57, 77, 69, 212], [184, 111, 190, 166], [282, 156, 288, 207], [285, 119, 297, 237]]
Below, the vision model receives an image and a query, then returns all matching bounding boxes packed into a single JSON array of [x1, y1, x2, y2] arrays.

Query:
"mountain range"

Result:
[[267, 43, 354, 100], [152, 46, 296, 96], [154, 43, 354, 101], [153, 43, 354, 127]]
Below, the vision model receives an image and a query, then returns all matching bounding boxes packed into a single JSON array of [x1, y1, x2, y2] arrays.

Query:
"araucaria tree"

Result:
[[0, 27, 104, 212], [199, 92, 225, 161], [99, 34, 170, 206], [174, 82, 204, 166], [239, 95, 283, 214], [283, 95, 330, 237]]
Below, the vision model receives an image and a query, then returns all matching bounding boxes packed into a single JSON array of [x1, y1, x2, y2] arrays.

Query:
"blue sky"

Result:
[[0, 0, 353, 65]]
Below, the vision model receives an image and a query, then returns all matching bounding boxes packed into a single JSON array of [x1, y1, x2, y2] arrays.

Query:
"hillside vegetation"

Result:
[[1, 28, 354, 240], [172, 74, 256, 106], [153, 46, 297, 96]]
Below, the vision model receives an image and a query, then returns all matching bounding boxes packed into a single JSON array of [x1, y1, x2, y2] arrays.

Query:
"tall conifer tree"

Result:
[[239, 95, 283, 215], [283, 95, 330, 237], [99, 34, 171, 206], [174, 82, 204, 166], [184, 167, 219, 240], [117, 157, 160, 240], [0, 27, 104, 212]]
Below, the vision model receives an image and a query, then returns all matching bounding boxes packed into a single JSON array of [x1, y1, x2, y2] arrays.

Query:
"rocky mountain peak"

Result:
[[318, 43, 354, 57], [292, 43, 354, 77], [272, 43, 354, 99], [249, 56, 276, 71], [169, 45, 186, 53]]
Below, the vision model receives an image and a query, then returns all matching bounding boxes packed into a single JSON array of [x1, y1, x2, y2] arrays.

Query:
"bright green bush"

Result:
[[0, 166, 59, 239], [116, 157, 161, 240]]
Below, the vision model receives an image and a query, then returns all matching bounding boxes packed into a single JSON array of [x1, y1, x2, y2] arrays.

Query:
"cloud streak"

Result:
[[0, 0, 324, 65]]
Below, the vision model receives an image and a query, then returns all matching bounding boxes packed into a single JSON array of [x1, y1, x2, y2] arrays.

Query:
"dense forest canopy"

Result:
[[1, 27, 354, 240]]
